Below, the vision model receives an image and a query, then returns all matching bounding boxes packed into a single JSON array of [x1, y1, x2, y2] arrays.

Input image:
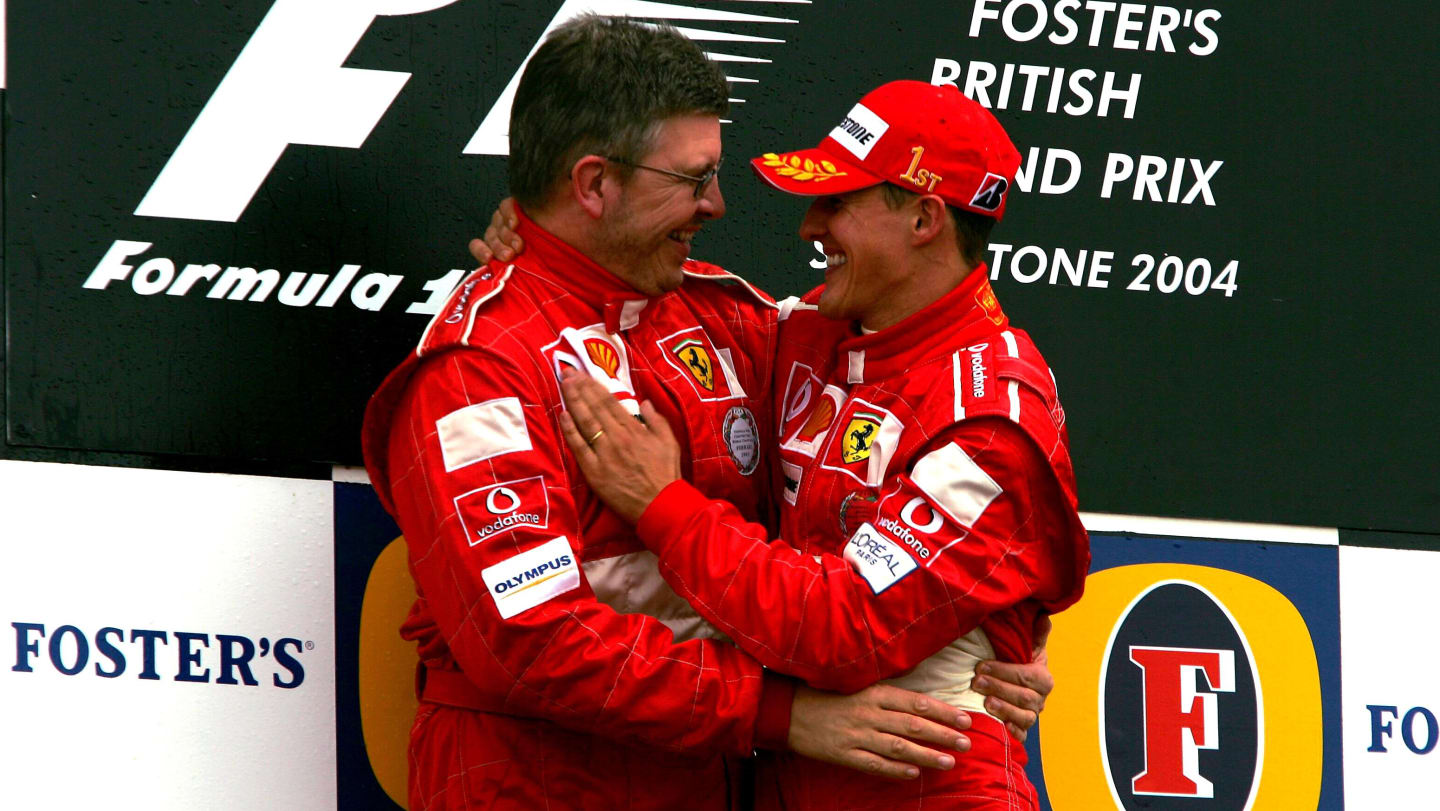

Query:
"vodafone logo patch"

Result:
[[453, 475, 549, 546]]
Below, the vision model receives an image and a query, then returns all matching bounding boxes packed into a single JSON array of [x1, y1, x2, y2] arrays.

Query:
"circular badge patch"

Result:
[[723, 406, 760, 476]]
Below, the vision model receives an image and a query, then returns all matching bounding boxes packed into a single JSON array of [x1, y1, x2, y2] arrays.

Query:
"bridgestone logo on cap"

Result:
[[970, 173, 1009, 212], [830, 103, 890, 160]]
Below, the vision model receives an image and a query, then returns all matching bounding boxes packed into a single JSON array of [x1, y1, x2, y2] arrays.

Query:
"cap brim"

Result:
[[749, 148, 884, 197]]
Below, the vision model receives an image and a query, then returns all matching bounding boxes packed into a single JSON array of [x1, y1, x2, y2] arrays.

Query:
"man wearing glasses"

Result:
[[364, 16, 1048, 810]]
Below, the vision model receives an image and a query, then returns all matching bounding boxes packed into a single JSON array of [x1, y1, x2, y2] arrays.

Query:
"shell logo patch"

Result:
[[584, 338, 620, 379], [842, 411, 883, 464], [671, 338, 715, 392], [799, 396, 837, 442]]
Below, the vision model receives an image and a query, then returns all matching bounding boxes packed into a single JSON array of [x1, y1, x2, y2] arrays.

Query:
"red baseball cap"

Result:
[[750, 80, 1022, 220]]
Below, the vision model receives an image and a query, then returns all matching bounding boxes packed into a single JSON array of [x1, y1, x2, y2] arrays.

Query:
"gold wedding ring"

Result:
[[586, 429, 605, 446]]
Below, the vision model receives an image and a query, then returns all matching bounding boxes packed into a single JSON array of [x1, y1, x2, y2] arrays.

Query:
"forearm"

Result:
[[638, 481, 990, 694]]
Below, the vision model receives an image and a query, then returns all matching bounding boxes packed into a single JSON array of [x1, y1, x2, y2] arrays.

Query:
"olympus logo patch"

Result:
[[481, 537, 581, 620]]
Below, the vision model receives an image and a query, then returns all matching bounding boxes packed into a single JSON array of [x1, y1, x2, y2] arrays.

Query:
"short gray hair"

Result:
[[508, 15, 730, 208]]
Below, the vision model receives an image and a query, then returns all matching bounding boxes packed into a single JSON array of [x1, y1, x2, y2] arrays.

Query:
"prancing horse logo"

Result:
[[670, 338, 714, 391], [842, 412, 882, 464]]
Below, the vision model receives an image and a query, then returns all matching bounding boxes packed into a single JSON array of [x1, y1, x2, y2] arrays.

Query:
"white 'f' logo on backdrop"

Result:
[[136, 0, 806, 223], [135, 0, 462, 223]]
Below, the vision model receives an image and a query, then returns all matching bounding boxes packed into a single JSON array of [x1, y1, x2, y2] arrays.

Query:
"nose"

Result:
[[698, 177, 726, 220], [798, 199, 827, 242]]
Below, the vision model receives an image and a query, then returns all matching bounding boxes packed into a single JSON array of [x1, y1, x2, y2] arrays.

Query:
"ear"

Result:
[[570, 155, 611, 219], [910, 195, 949, 247]]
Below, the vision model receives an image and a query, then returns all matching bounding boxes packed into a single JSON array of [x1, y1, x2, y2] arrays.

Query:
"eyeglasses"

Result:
[[607, 156, 722, 199]]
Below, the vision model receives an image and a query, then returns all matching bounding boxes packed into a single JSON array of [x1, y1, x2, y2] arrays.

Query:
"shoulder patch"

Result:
[[953, 341, 1002, 420], [482, 536, 581, 619], [910, 442, 1002, 528], [843, 522, 918, 594], [454, 475, 550, 546], [418, 264, 514, 357], [682, 261, 777, 309], [437, 396, 531, 472]]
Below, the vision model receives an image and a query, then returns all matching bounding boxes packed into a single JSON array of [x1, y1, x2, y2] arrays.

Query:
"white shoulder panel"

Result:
[[436, 396, 531, 472], [910, 442, 1002, 528]]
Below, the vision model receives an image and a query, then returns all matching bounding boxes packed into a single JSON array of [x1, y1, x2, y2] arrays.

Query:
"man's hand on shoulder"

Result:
[[558, 370, 681, 523], [469, 197, 525, 265]]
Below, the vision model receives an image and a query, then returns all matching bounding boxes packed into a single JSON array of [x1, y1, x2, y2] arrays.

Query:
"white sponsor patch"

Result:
[[481, 537, 580, 620], [910, 443, 1002, 528], [782, 384, 846, 458], [782, 368, 815, 424], [454, 475, 550, 546], [781, 460, 803, 505], [830, 102, 890, 160], [550, 324, 640, 417], [437, 397, 531, 472], [843, 522, 918, 595]]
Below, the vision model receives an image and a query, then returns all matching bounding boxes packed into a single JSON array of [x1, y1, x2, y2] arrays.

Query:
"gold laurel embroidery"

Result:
[[760, 153, 847, 182]]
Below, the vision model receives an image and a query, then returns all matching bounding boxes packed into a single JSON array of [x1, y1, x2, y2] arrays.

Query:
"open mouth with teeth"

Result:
[[826, 253, 848, 268], [668, 230, 696, 247]]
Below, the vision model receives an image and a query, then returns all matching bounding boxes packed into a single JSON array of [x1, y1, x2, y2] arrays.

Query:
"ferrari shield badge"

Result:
[[841, 411, 883, 464], [670, 337, 715, 392]]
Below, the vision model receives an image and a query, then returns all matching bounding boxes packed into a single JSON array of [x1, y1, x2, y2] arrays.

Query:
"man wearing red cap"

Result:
[[555, 80, 1089, 809]]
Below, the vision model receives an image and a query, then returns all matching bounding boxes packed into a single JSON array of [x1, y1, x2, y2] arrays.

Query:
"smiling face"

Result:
[[798, 185, 917, 330], [594, 115, 726, 295]]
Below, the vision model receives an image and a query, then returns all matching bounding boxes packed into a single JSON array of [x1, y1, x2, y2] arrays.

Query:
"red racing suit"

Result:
[[633, 269, 1091, 810], [361, 209, 794, 811]]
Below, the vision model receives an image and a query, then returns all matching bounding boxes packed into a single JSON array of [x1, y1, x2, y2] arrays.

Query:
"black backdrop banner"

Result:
[[6, 1, 1437, 533]]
